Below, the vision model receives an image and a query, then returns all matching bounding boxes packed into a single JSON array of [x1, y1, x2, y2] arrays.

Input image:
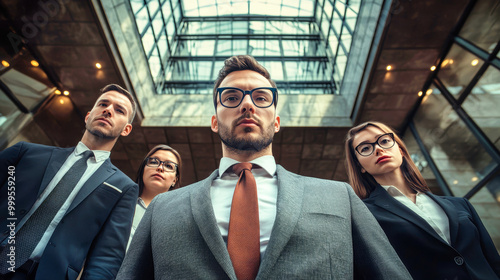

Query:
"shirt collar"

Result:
[[381, 185, 422, 197], [218, 155, 277, 177], [137, 197, 147, 209], [76, 141, 110, 163]]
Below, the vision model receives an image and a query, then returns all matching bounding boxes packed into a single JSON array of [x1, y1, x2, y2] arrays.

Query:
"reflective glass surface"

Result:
[[459, 0, 500, 53], [414, 85, 496, 197], [462, 66, 500, 151], [438, 43, 484, 99], [129, 0, 362, 95]]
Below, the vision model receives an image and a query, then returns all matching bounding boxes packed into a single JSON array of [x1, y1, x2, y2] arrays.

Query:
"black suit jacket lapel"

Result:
[[66, 159, 116, 214], [39, 147, 74, 197], [425, 192, 459, 245], [368, 185, 447, 244], [190, 170, 236, 279]]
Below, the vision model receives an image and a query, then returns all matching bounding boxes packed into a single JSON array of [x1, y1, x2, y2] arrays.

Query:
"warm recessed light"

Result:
[[449, 59, 454, 64], [59, 99, 65, 104], [386, 65, 392, 71], [31, 60, 39, 67], [426, 89, 432, 95], [471, 59, 479, 66], [471, 176, 478, 182], [55, 90, 61, 95], [63, 90, 70, 96], [430, 66, 436, 71], [453, 180, 458, 185], [418, 91, 423, 97], [1, 60, 9, 67], [95, 63, 102, 69]]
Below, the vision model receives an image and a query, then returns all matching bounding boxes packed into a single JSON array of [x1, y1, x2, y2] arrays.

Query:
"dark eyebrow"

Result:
[[356, 134, 386, 145], [97, 98, 128, 113]]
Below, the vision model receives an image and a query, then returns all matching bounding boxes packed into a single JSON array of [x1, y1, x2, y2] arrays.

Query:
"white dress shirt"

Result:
[[381, 185, 451, 244], [127, 198, 147, 250], [211, 156, 278, 257], [16, 142, 110, 260]]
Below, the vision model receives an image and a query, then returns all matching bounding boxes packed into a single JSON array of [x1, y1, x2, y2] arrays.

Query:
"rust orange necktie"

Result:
[[228, 162, 260, 280]]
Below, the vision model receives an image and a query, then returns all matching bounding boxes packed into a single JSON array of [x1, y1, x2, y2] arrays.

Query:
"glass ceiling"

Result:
[[129, 0, 362, 95]]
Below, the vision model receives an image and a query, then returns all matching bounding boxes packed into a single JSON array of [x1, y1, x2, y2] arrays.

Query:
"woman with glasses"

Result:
[[127, 144, 182, 249], [344, 121, 500, 280]]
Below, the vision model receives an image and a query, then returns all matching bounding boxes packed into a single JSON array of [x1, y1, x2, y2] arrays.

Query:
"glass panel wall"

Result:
[[129, 0, 361, 95], [410, 0, 500, 249]]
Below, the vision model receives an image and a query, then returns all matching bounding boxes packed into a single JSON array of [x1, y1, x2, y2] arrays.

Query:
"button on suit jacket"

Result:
[[118, 165, 411, 279], [0, 142, 138, 280], [363, 184, 500, 280]]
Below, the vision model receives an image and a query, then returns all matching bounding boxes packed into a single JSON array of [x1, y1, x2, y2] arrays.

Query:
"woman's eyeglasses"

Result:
[[146, 157, 177, 173], [355, 133, 395, 157]]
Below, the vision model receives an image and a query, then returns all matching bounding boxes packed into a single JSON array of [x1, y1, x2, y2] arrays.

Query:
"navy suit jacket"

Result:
[[0, 142, 138, 280], [363, 184, 500, 280]]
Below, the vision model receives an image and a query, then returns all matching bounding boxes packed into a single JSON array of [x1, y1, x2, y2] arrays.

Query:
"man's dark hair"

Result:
[[213, 55, 278, 110], [100, 84, 137, 123]]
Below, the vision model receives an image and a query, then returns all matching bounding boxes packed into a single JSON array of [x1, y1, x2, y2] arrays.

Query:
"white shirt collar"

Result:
[[381, 185, 422, 197], [218, 155, 277, 177], [76, 141, 110, 163]]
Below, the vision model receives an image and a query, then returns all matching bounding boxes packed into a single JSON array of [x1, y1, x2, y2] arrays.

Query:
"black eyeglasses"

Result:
[[146, 157, 177, 173], [355, 133, 396, 157], [216, 87, 277, 108]]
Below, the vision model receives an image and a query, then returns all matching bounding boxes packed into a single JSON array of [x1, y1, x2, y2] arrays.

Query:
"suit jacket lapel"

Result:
[[369, 185, 447, 243], [66, 159, 115, 214], [258, 165, 304, 279], [190, 170, 236, 280], [39, 147, 74, 197], [426, 192, 459, 245]]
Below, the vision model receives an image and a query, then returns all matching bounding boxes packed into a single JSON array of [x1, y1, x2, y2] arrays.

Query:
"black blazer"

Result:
[[363, 184, 500, 280], [0, 142, 138, 279]]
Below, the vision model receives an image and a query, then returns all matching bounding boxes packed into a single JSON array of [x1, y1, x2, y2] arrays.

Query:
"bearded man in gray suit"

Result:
[[117, 55, 411, 280]]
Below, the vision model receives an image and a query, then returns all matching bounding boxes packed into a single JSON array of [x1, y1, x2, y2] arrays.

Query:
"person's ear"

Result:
[[361, 168, 366, 173], [85, 112, 90, 123], [211, 115, 218, 133], [274, 115, 280, 133], [120, 124, 132, 136]]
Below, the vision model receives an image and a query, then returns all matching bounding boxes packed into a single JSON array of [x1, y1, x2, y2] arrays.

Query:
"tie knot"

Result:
[[81, 150, 94, 160], [232, 162, 252, 176]]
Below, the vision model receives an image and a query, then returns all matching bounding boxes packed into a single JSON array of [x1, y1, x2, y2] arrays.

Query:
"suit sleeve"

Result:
[[116, 195, 156, 280], [463, 198, 500, 276], [0, 142, 24, 192], [346, 183, 412, 279], [81, 180, 138, 279]]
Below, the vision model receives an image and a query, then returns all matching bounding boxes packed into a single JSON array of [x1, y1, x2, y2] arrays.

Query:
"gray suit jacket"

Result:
[[118, 165, 411, 279]]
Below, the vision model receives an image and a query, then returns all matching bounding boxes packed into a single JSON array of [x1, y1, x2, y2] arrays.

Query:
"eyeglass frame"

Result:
[[145, 157, 178, 173], [216, 87, 277, 109], [354, 133, 396, 157]]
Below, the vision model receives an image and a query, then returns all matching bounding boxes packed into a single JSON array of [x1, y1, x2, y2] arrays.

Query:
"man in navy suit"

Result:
[[0, 84, 138, 279]]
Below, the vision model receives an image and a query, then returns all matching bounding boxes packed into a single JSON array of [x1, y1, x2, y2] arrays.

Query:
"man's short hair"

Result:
[[100, 84, 137, 123], [213, 55, 278, 110]]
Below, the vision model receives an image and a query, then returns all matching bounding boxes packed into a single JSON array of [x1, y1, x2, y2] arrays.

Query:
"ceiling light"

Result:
[[418, 91, 423, 97], [471, 59, 479, 66], [1, 60, 9, 67], [426, 89, 432, 95], [441, 59, 449, 67], [55, 90, 61, 95], [449, 59, 454, 64], [59, 99, 65, 104], [95, 63, 102, 69], [430, 66, 436, 71], [386, 65, 392, 71], [471, 176, 478, 182], [31, 60, 39, 67], [63, 90, 69, 96], [453, 180, 458, 185]]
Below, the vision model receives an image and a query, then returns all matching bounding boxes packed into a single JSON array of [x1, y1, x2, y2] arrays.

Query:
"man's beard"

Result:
[[218, 114, 274, 153], [86, 120, 120, 140]]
